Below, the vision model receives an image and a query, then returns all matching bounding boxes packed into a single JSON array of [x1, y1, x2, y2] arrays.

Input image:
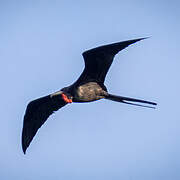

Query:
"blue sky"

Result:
[[0, 1, 180, 179]]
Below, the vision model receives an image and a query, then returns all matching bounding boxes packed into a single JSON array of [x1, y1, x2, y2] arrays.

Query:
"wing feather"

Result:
[[74, 38, 147, 85], [22, 94, 67, 154]]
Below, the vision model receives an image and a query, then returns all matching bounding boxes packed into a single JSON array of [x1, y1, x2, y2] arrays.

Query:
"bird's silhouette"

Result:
[[22, 38, 157, 154]]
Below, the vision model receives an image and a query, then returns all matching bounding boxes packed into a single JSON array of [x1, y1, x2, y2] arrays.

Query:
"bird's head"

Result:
[[60, 87, 73, 103], [50, 87, 73, 103]]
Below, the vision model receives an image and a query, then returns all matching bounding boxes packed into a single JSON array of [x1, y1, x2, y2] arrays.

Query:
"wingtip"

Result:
[[22, 144, 27, 154], [133, 36, 150, 42], [141, 36, 151, 40], [123, 37, 150, 48], [22, 132, 28, 154]]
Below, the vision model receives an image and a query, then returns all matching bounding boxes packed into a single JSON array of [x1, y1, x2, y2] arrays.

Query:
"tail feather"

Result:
[[105, 94, 157, 109]]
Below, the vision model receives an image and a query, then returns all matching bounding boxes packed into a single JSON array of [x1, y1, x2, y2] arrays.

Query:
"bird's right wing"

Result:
[[22, 93, 67, 154], [74, 38, 147, 85]]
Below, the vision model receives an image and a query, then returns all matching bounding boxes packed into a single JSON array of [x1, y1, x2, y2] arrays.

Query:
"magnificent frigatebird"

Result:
[[22, 38, 157, 154]]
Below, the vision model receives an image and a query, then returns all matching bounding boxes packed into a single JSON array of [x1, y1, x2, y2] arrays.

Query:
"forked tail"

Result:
[[105, 94, 157, 109]]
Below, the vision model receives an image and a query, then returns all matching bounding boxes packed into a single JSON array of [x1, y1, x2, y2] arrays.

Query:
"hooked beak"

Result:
[[50, 91, 63, 98]]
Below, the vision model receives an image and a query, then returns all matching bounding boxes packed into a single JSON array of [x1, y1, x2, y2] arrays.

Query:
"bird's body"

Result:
[[64, 82, 107, 102], [22, 38, 157, 154]]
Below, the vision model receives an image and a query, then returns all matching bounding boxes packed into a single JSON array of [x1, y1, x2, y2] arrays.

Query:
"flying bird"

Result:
[[22, 38, 157, 154]]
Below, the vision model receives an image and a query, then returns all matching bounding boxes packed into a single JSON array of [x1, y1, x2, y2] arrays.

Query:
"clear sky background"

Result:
[[0, 0, 180, 179]]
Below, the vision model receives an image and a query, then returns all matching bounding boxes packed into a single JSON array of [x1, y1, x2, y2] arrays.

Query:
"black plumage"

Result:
[[22, 95, 67, 154], [22, 38, 157, 154]]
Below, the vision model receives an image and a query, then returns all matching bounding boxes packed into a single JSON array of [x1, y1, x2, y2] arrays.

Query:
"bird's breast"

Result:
[[73, 82, 107, 102]]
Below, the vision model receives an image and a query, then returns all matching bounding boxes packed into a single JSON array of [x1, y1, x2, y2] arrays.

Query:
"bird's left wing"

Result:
[[22, 93, 67, 154], [74, 38, 146, 85]]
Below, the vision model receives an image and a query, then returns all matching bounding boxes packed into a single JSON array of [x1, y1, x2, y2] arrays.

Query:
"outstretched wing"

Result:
[[22, 93, 67, 154], [75, 38, 146, 85]]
